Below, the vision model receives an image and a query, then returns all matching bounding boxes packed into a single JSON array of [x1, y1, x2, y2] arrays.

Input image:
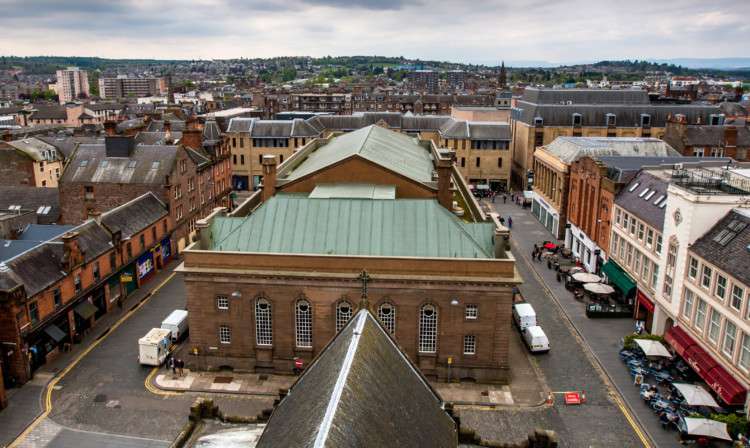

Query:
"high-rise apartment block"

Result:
[[409, 70, 439, 92], [98, 76, 166, 99], [445, 70, 467, 88], [55, 67, 89, 103]]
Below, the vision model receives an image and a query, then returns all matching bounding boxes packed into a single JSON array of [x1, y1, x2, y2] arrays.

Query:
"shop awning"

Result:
[[705, 365, 747, 406], [601, 260, 636, 297], [44, 324, 66, 342], [665, 326, 697, 356], [683, 344, 718, 377], [74, 301, 98, 320]]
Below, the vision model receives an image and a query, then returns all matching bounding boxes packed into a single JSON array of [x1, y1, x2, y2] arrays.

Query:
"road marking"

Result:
[[9, 272, 176, 448], [145, 343, 183, 396]]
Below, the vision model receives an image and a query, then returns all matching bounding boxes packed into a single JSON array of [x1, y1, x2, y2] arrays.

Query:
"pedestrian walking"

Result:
[[499, 217, 505, 226], [117, 297, 123, 311], [503, 193, 507, 203], [169, 357, 176, 374], [177, 359, 184, 376], [507, 217, 512, 228], [492, 192, 495, 203]]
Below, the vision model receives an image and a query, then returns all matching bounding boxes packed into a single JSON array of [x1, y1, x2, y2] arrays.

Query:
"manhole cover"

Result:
[[93, 394, 107, 402], [214, 376, 233, 384]]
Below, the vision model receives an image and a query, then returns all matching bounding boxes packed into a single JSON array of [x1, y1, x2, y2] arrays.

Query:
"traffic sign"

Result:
[[295, 359, 303, 368], [565, 393, 581, 404]]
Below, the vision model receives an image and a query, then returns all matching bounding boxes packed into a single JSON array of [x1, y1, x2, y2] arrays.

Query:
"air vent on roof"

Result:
[[645, 191, 656, 200], [629, 182, 640, 192], [639, 188, 650, 198]]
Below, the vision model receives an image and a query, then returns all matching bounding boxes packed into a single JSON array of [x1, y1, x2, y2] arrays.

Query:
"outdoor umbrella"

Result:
[[572, 272, 601, 283], [543, 243, 557, 249], [683, 417, 732, 441], [583, 283, 615, 294], [633, 339, 673, 358], [672, 383, 720, 407]]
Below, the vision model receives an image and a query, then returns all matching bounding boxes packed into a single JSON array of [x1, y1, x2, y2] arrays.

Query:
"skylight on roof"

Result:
[[129, 161, 137, 168], [639, 188, 650, 198], [629, 182, 640, 192], [644, 191, 656, 200], [653, 194, 665, 205], [100, 160, 109, 167], [659, 201, 667, 209], [151, 162, 160, 169], [80, 160, 88, 167]]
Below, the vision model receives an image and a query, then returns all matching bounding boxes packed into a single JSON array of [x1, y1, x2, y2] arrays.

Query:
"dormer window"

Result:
[[533, 117, 543, 126], [710, 114, 725, 126], [606, 114, 616, 127], [572, 113, 582, 126], [640, 114, 651, 128]]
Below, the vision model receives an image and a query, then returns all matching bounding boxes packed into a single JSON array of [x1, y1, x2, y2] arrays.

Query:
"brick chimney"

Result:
[[181, 129, 202, 150], [724, 126, 738, 153], [261, 155, 277, 202], [89, 210, 101, 224], [164, 120, 173, 144], [437, 158, 453, 211], [104, 120, 117, 136], [61, 231, 85, 272], [2, 130, 12, 142]]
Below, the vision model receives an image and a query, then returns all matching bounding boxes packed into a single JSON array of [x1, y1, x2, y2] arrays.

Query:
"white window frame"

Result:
[[715, 275, 727, 301], [295, 299, 312, 348], [688, 257, 698, 280], [219, 324, 231, 344], [694, 299, 707, 333], [419, 304, 438, 353], [701, 266, 713, 289], [217, 295, 228, 310], [642, 258, 651, 285], [255, 298, 273, 346], [633, 252, 642, 279], [465, 304, 478, 319], [655, 235, 663, 255], [335, 300, 353, 332], [378, 302, 395, 335], [739, 333, 750, 372], [682, 288, 694, 320], [646, 229, 654, 248], [637, 223, 645, 242], [723, 320, 737, 357], [615, 208, 622, 226], [731, 285, 744, 312], [708, 308, 721, 344], [463, 335, 476, 355]]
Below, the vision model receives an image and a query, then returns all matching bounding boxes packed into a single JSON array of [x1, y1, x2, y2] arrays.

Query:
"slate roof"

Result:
[[520, 88, 652, 105], [593, 156, 731, 183], [544, 137, 680, 164], [37, 135, 104, 160], [85, 103, 122, 111], [256, 309, 456, 448], [28, 105, 67, 120], [467, 122, 512, 140], [18, 224, 75, 242], [0, 240, 49, 263], [0, 186, 62, 224], [202, 120, 222, 144], [134, 132, 183, 146], [3, 137, 58, 162], [614, 171, 669, 231], [401, 115, 454, 131], [226, 117, 257, 133], [101, 192, 168, 239], [2, 243, 65, 294], [691, 209, 750, 286], [251, 121, 293, 137], [209, 196, 495, 259], [120, 103, 155, 115], [513, 103, 721, 127], [59, 142, 178, 185], [684, 126, 750, 147], [290, 118, 321, 137], [146, 120, 186, 133], [286, 125, 434, 183]]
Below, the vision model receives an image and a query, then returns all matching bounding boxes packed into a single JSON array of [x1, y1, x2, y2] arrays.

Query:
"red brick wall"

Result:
[[0, 148, 35, 186]]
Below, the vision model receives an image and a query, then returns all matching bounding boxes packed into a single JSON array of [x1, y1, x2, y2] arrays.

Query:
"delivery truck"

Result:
[[138, 328, 173, 366], [161, 309, 188, 342]]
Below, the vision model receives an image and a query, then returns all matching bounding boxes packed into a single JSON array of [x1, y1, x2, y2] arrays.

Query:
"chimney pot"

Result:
[[261, 155, 277, 202]]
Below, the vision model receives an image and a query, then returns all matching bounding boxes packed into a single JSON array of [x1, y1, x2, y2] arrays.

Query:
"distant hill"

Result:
[[648, 58, 750, 70]]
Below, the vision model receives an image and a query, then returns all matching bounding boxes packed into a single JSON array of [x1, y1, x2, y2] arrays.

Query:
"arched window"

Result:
[[336, 300, 353, 332], [295, 299, 312, 348], [377, 302, 395, 335], [419, 304, 438, 353], [255, 298, 272, 346]]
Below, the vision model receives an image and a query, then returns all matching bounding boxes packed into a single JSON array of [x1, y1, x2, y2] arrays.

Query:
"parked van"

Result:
[[161, 309, 188, 342], [522, 326, 550, 353], [512, 302, 537, 329], [138, 328, 173, 366]]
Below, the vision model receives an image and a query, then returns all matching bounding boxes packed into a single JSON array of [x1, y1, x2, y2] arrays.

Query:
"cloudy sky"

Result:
[[2, 0, 748, 65]]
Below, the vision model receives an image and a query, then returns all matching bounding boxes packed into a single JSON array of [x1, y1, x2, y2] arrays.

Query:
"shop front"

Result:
[[634, 289, 655, 333], [137, 251, 156, 284], [531, 191, 559, 237], [601, 259, 637, 303], [569, 225, 606, 274]]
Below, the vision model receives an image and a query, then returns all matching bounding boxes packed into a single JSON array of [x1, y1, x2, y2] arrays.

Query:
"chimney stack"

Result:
[[89, 210, 102, 224], [164, 120, 173, 143], [61, 231, 85, 272], [437, 158, 453, 211], [181, 129, 202, 150], [724, 126, 738, 153], [104, 120, 117, 136], [261, 155, 277, 202], [2, 130, 11, 143]]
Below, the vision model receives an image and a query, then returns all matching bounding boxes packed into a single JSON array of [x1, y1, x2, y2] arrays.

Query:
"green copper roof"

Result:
[[285, 125, 434, 183], [210, 196, 494, 258]]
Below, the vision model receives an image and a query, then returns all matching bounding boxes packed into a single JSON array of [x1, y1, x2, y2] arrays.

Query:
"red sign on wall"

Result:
[[565, 393, 581, 404]]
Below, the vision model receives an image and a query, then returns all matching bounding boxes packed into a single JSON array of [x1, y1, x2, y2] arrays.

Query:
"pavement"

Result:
[[0, 258, 182, 448]]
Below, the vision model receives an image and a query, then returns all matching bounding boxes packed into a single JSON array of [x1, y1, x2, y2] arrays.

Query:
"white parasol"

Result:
[[583, 283, 615, 294], [633, 339, 673, 358], [672, 383, 720, 407], [683, 417, 732, 440], [572, 272, 601, 283]]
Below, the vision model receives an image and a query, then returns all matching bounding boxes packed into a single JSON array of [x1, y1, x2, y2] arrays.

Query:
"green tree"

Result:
[[43, 89, 56, 100], [30, 89, 41, 101], [281, 67, 297, 82], [180, 80, 195, 90]]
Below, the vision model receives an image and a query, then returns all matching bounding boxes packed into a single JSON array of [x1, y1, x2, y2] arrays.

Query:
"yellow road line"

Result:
[[10, 272, 176, 447], [145, 343, 182, 396]]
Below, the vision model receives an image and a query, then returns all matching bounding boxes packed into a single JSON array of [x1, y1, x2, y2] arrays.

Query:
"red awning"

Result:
[[665, 326, 696, 357], [636, 290, 654, 314], [705, 365, 748, 406], [683, 344, 719, 377]]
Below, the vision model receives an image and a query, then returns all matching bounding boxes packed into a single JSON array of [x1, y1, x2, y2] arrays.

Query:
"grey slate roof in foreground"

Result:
[[614, 171, 670, 232], [256, 309, 457, 448], [691, 209, 750, 287], [0, 187, 62, 224]]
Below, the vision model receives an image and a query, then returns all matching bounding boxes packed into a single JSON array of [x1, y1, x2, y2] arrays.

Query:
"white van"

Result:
[[161, 309, 188, 342], [522, 325, 550, 353], [138, 328, 173, 366], [512, 302, 537, 329]]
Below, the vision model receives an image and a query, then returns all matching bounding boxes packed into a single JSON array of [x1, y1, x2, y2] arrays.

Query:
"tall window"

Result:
[[219, 325, 231, 344], [611, 233, 620, 256], [615, 208, 621, 226], [651, 265, 659, 290], [217, 295, 228, 309], [464, 335, 476, 355], [633, 253, 642, 279], [256, 299, 272, 346], [642, 259, 651, 286], [75, 274, 82, 294], [53, 287, 62, 308], [701, 266, 713, 289], [731, 285, 744, 312], [715, 275, 727, 301], [682, 288, 694, 320], [739, 334, 750, 372], [29, 302, 39, 324], [378, 302, 395, 335], [336, 300, 353, 332], [93, 262, 100, 282], [708, 308, 721, 343], [419, 304, 438, 353], [295, 299, 312, 348], [637, 223, 645, 242], [723, 320, 737, 357], [688, 257, 698, 280], [694, 299, 707, 332], [655, 235, 663, 254], [646, 229, 654, 248]]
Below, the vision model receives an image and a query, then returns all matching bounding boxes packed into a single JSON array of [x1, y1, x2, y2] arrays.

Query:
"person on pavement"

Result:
[[507, 217, 512, 228]]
